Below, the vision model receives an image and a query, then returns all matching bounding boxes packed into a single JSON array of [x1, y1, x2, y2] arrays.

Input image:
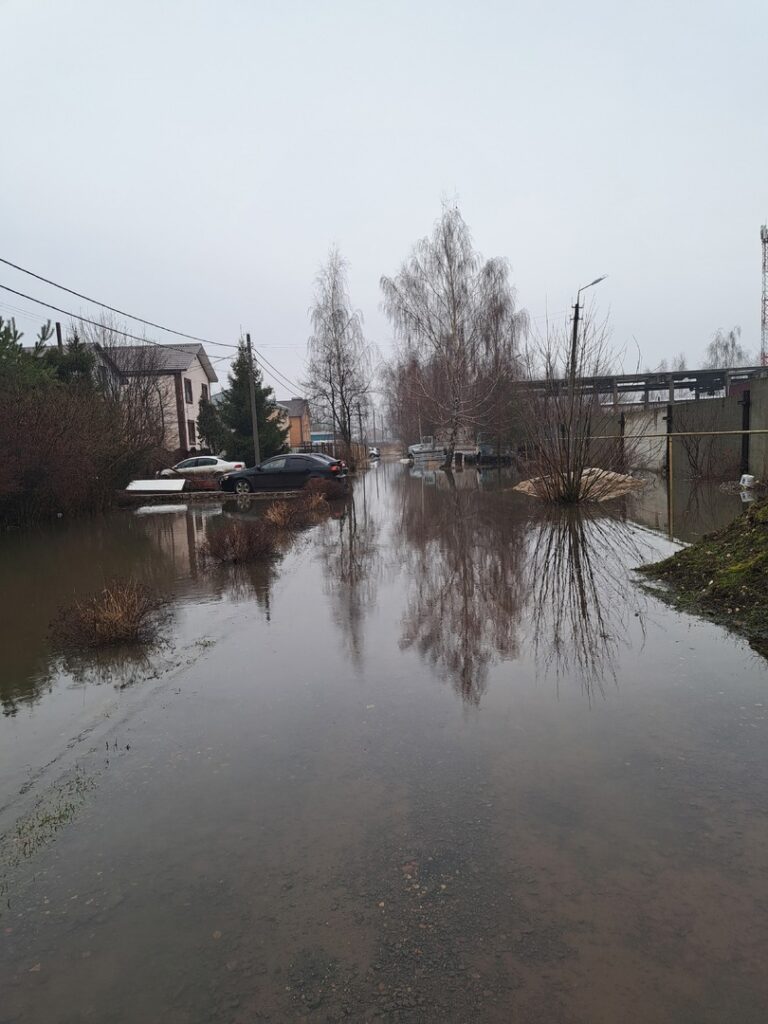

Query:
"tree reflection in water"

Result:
[[397, 470, 527, 704], [527, 505, 647, 700], [397, 469, 647, 703], [315, 480, 381, 667]]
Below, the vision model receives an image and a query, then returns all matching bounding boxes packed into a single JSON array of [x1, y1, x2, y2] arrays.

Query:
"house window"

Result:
[[201, 383, 209, 402], [184, 378, 193, 404], [187, 419, 196, 445]]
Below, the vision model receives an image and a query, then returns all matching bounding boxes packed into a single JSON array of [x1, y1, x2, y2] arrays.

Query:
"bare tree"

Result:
[[381, 204, 526, 466], [704, 326, 751, 369], [305, 248, 372, 460], [380, 350, 437, 448], [75, 313, 172, 463]]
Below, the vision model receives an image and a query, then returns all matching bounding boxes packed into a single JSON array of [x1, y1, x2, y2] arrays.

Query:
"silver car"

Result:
[[158, 456, 245, 478]]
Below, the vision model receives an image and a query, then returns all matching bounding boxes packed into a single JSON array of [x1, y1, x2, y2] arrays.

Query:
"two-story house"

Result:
[[102, 343, 218, 452]]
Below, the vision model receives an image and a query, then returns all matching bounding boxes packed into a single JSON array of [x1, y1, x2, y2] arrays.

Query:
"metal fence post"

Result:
[[664, 403, 674, 539], [739, 389, 751, 475]]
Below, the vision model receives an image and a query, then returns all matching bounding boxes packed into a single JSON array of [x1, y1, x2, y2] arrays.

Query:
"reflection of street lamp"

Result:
[[569, 275, 607, 387]]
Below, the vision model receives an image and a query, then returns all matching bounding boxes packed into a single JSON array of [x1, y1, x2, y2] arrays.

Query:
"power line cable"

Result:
[[0, 284, 184, 347], [0, 256, 306, 394], [0, 256, 237, 350], [0, 282, 304, 395]]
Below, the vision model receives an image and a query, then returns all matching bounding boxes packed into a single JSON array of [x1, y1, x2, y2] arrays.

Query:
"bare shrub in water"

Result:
[[305, 477, 348, 501], [263, 500, 295, 529], [203, 495, 331, 564], [202, 519, 278, 564], [264, 492, 330, 529], [50, 580, 165, 649], [519, 307, 644, 503]]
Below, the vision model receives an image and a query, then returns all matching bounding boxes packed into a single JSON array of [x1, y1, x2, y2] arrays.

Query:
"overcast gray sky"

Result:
[[3, 0, 767, 394]]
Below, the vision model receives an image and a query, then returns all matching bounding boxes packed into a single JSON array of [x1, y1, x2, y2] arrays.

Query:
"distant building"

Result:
[[276, 397, 311, 449]]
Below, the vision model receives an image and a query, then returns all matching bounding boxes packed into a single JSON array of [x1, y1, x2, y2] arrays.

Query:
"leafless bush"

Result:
[[0, 314, 176, 526], [201, 519, 278, 564], [50, 580, 165, 649], [77, 314, 171, 460], [0, 385, 150, 525], [518, 308, 643, 503], [305, 477, 348, 500], [185, 475, 220, 492], [263, 500, 295, 528], [264, 492, 329, 529], [302, 490, 330, 516]]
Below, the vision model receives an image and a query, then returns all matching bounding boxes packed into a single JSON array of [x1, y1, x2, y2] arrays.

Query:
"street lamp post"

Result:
[[568, 275, 607, 390]]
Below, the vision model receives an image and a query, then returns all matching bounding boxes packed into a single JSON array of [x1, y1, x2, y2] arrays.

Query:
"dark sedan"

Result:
[[220, 453, 347, 494]]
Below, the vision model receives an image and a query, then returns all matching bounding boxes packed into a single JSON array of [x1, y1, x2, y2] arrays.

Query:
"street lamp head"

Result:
[[581, 274, 610, 294]]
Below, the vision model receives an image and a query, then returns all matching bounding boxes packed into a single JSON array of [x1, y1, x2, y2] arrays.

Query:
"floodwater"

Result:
[[1, 465, 766, 1024]]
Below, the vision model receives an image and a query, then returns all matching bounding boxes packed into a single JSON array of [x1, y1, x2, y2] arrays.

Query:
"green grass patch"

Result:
[[638, 498, 768, 655]]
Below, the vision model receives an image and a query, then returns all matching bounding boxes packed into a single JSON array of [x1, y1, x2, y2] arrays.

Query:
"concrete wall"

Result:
[[623, 404, 667, 471], [748, 378, 768, 480], [512, 384, 768, 482], [622, 394, 745, 478]]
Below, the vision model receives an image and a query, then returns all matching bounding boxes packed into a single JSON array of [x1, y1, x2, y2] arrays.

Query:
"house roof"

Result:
[[277, 397, 309, 418], [103, 343, 218, 382]]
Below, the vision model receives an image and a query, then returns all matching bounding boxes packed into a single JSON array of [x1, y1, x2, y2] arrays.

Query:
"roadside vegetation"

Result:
[[202, 488, 339, 565], [638, 498, 768, 654], [0, 316, 289, 528], [50, 580, 166, 649], [0, 317, 169, 527], [202, 518, 278, 564]]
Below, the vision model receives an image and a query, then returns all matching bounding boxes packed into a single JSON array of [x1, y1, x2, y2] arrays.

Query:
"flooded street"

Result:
[[1, 462, 767, 1023]]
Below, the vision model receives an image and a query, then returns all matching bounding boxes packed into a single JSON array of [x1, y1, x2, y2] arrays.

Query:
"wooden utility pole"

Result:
[[246, 333, 261, 466], [55, 321, 63, 351]]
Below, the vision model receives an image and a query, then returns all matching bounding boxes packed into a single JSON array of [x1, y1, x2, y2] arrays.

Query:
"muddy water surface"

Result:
[[1, 465, 767, 1023]]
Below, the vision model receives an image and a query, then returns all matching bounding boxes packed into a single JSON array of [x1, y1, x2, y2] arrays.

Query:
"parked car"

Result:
[[407, 436, 444, 460], [220, 453, 348, 494], [311, 451, 348, 470], [158, 456, 244, 478]]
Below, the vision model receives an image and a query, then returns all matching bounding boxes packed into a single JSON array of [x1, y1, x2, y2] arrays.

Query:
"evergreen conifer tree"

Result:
[[218, 341, 288, 464]]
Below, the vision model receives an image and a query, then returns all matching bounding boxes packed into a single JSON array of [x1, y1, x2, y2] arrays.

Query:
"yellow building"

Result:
[[276, 398, 311, 450]]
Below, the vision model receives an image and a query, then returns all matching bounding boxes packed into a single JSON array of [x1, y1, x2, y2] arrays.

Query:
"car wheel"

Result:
[[234, 479, 252, 494]]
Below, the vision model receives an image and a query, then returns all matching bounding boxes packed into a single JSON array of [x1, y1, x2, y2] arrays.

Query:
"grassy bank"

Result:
[[638, 498, 768, 655]]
